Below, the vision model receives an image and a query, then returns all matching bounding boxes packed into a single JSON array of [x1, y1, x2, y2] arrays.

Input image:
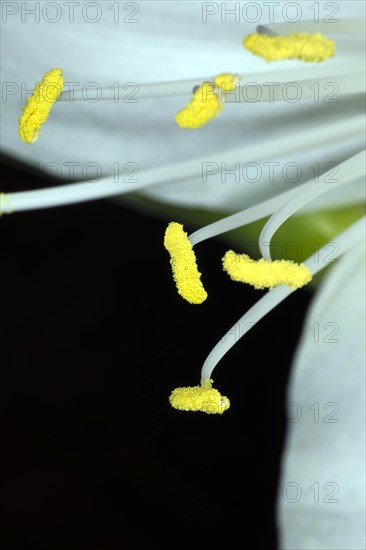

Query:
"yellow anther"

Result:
[[174, 82, 221, 128], [223, 251, 312, 290], [175, 73, 238, 128], [243, 32, 335, 63], [213, 73, 239, 92], [164, 222, 207, 304], [18, 68, 64, 143], [169, 378, 230, 414]]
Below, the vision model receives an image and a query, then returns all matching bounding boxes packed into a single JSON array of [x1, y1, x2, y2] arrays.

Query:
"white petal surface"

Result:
[[277, 239, 366, 549], [1, 2, 365, 212]]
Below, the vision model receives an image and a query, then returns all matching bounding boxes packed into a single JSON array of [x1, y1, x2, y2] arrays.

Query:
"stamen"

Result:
[[189, 149, 365, 249], [243, 32, 335, 63], [222, 73, 364, 103], [188, 184, 320, 247], [3, 114, 363, 214], [174, 73, 238, 128], [169, 378, 230, 414], [222, 252, 312, 290], [259, 150, 366, 260], [213, 73, 239, 95], [18, 68, 64, 143], [58, 66, 362, 104], [200, 216, 365, 382], [174, 82, 221, 128], [164, 222, 207, 304]]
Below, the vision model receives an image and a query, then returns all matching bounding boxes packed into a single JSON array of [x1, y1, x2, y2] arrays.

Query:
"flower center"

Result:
[[7, 24, 365, 414]]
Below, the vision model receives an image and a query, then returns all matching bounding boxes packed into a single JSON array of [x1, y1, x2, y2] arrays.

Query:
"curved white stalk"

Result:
[[58, 71, 364, 103], [259, 149, 366, 260], [189, 149, 364, 247], [2, 114, 363, 214], [189, 185, 309, 247], [223, 74, 364, 102], [200, 216, 365, 381]]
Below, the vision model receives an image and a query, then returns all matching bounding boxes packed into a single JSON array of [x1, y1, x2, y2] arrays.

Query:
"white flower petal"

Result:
[[1, 2, 364, 212], [277, 239, 366, 549]]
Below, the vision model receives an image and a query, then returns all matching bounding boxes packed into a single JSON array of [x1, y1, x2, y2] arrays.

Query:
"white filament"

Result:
[[259, 150, 366, 260], [200, 216, 365, 381]]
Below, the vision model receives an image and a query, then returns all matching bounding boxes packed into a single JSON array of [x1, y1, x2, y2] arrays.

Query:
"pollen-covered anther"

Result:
[[243, 32, 335, 63], [164, 222, 207, 304], [223, 251, 312, 290], [213, 73, 239, 93], [169, 378, 230, 414], [18, 68, 64, 143], [174, 73, 238, 128]]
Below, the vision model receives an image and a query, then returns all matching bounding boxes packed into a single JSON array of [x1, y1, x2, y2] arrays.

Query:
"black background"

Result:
[[1, 158, 312, 549]]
